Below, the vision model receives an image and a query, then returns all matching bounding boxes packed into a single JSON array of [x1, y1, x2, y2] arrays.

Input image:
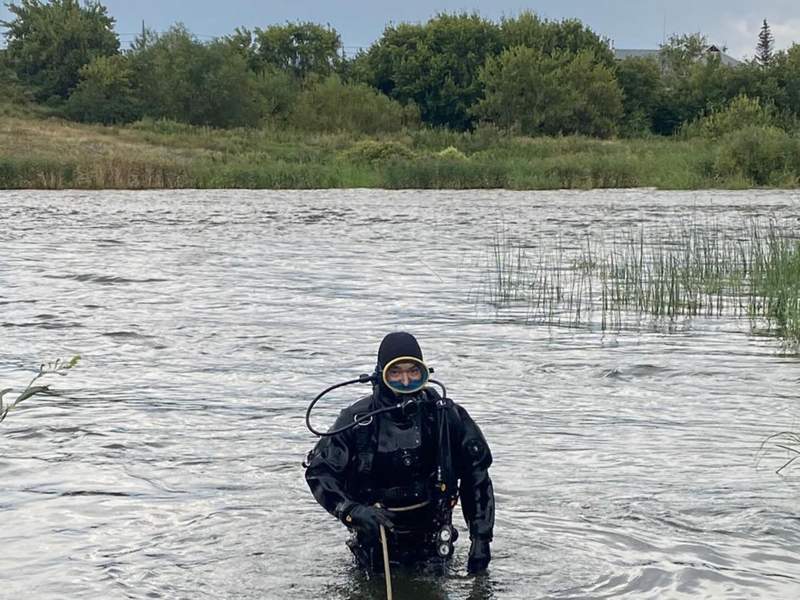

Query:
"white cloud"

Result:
[[771, 19, 800, 49], [721, 16, 800, 60]]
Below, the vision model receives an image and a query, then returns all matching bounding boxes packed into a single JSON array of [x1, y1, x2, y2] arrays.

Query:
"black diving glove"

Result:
[[346, 504, 395, 540], [467, 538, 491, 574]]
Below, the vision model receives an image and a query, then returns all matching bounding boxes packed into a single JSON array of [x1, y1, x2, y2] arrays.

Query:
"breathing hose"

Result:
[[305, 373, 448, 437]]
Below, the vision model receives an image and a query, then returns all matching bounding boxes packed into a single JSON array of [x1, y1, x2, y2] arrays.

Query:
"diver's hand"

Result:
[[467, 538, 491, 574], [346, 504, 395, 539]]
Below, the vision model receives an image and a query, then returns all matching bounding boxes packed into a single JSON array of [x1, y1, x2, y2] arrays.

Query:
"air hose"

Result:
[[305, 373, 448, 437]]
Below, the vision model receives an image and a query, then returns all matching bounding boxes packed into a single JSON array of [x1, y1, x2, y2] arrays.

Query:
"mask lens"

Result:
[[383, 358, 428, 394]]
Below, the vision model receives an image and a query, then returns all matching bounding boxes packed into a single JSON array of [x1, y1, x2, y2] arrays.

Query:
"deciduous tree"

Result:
[[500, 11, 614, 66], [253, 22, 342, 79], [65, 54, 140, 123], [130, 26, 266, 128], [363, 13, 503, 130], [474, 46, 622, 137], [615, 56, 664, 136], [1, 0, 118, 101]]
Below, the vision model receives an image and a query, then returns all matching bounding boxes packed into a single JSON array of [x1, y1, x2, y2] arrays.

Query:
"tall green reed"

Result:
[[485, 218, 800, 350]]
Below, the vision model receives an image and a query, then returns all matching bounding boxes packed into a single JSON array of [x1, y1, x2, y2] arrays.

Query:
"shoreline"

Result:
[[3, 114, 799, 191]]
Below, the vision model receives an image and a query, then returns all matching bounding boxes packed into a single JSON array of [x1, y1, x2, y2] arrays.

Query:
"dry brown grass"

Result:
[[0, 117, 194, 163], [0, 116, 200, 188]]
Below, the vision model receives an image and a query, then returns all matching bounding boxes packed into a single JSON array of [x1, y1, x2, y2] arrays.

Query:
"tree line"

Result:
[[2, 1, 798, 139]]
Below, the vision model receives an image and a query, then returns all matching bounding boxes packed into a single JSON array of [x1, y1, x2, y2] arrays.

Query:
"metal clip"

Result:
[[354, 414, 373, 427]]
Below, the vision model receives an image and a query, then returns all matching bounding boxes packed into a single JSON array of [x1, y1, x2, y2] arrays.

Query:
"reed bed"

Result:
[[485, 218, 800, 350]]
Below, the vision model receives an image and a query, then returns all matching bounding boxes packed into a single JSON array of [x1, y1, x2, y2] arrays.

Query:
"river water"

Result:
[[1, 189, 799, 599]]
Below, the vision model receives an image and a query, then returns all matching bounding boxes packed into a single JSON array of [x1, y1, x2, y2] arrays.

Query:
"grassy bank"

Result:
[[2, 112, 800, 190]]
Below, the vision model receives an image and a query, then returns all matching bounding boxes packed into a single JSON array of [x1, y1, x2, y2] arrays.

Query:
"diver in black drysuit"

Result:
[[305, 332, 495, 574]]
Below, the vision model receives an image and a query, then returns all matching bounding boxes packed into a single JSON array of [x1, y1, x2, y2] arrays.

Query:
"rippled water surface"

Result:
[[2, 189, 800, 599]]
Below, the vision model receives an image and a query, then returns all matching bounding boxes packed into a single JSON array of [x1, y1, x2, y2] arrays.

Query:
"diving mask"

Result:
[[382, 356, 429, 395]]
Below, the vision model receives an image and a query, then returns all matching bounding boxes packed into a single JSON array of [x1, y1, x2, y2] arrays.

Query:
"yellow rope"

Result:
[[375, 503, 393, 600], [378, 522, 392, 600], [376, 499, 431, 600]]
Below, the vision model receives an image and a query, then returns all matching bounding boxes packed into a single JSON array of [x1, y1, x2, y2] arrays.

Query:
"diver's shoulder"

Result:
[[423, 388, 470, 415], [340, 394, 374, 416], [438, 395, 473, 420], [450, 400, 472, 418]]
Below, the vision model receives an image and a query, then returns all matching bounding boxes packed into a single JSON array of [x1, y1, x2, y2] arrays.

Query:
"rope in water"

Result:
[[376, 500, 429, 600], [378, 522, 392, 600]]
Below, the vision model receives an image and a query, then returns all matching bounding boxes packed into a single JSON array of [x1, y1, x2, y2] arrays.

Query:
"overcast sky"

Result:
[[1, 0, 798, 59]]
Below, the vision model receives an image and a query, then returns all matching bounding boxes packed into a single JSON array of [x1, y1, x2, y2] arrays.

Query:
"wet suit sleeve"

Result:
[[304, 410, 358, 524], [453, 404, 495, 541]]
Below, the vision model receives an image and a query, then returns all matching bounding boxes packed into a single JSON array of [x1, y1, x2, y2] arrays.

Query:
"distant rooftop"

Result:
[[614, 47, 741, 68]]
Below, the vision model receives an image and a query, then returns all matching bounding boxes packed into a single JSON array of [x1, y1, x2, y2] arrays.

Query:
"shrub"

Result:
[[288, 76, 418, 134], [681, 95, 778, 140], [0, 60, 33, 106], [342, 140, 416, 163], [65, 55, 140, 124], [128, 117, 200, 135], [254, 68, 300, 123], [474, 46, 623, 137], [436, 146, 468, 160], [714, 125, 800, 185]]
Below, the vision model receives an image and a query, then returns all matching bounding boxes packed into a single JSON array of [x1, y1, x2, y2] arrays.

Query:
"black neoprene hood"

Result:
[[377, 332, 424, 368]]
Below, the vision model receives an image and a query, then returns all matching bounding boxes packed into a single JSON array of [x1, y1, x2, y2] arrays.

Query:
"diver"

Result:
[[304, 332, 495, 574]]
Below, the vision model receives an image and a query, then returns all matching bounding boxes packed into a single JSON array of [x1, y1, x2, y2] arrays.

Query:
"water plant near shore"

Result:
[[0, 356, 80, 424], [485, 218, 800, 350]]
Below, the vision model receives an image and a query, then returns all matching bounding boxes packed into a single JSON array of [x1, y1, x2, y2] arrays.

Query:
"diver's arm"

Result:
[[454, 405, 495, 541], [304, 411, 359, 522]]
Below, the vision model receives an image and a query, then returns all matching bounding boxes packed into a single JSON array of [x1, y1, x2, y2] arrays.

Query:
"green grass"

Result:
[[486, 219, 800, 351], [3, 111, 800, 190], [749, 230, 800, 350]]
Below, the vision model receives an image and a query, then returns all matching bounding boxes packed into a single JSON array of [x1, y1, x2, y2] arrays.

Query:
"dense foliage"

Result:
[[252, 22, 342, 79], [499, 12, 614, 65], [1, 0, 118, 101], [64, 54, 140, 123], [288, 76, 417, 134], [129, 26, 268, 128], [2, 3, 800, 146], [475, 47, 622, 137], [360, 13, 504, 130]]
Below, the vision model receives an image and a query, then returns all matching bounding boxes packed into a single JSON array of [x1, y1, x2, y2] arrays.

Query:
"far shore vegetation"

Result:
[[2, 2, 800, 190]]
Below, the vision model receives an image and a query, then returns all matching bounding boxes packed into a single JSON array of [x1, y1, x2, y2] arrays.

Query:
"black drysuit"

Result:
[[305, 385, 495, 569]]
